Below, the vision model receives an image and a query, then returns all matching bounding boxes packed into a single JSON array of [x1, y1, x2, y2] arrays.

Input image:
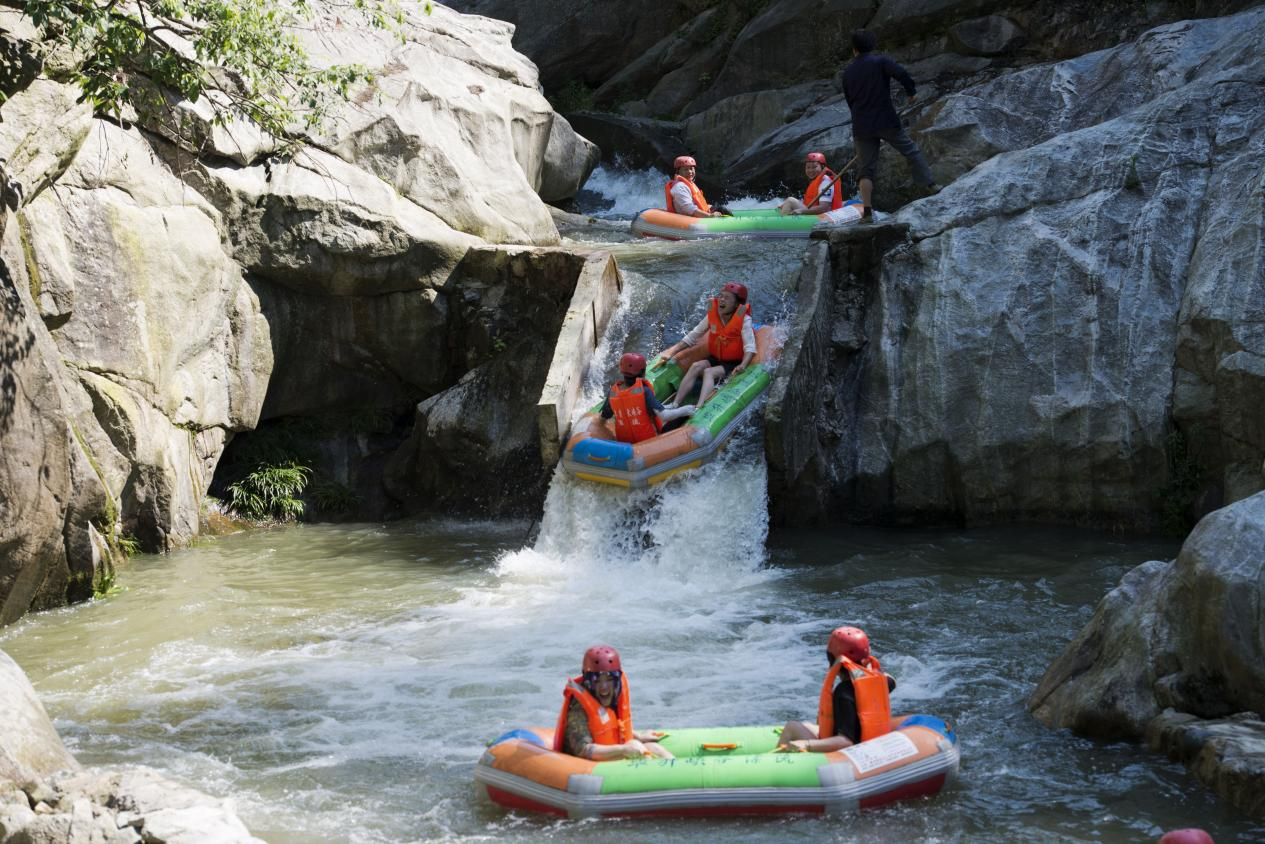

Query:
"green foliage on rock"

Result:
[[227, 460, 310, 522], [15, 0, 431, 142]]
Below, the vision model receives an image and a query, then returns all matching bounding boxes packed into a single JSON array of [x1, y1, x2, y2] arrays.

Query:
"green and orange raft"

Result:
[[630, 204, 865, 240], [475, 716, 959, 818], [562, 326, 777, 488]]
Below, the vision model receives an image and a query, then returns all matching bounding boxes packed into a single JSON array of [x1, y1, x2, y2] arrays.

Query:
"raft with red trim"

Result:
[[562, 325, 777, 488], [475, 716, 958, 818], [630, 203, 864, 240]]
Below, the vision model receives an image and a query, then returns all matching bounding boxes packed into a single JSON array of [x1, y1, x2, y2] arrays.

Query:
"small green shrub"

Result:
[[551, 80, 596, 113], [227, 461, 310, 522], [1158, 427, 1201, 536], [116, 534, 142, 557], [307, 478, 362, 515]]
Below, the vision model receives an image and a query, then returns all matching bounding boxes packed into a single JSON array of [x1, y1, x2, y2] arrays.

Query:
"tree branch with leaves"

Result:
[[6, 0, 431, 146]]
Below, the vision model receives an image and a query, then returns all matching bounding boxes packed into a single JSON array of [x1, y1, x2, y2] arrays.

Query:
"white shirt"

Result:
[[670, 180, 699, 215], [681, 312, 757, 356]]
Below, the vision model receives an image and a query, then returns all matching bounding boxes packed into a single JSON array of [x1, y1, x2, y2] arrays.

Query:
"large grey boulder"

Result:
[[1029, 493, 1265, 817], [0, 650, 78, 785], [538, 114, 600, 204], [1031, 491, 1265, 736]]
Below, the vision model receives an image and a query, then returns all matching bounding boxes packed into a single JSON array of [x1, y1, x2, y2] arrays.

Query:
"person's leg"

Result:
[[880, 127, 935, 187], [673, 360, 708, 405], [697, 365, 726, 406], [779, 197, 805, 216], [778, 720, 819, 744], [854, 135, 880, 214]]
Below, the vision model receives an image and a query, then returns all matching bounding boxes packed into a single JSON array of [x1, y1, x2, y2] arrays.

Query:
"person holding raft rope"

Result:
[[555, 645, 674, 760], [840, 29, 939, 221], [665, 155, 730, 218], [655, 281, 755, 410], [600, 352, 695, 444], [779, 152, 845, 216], [776, 626, 897, 752]]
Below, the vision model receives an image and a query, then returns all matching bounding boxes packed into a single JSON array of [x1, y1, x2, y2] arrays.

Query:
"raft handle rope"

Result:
[[700, 742, 741, 751]]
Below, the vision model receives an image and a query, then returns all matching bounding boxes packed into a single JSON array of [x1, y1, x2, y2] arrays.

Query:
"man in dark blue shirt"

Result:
[[840, 29, 937, 220]]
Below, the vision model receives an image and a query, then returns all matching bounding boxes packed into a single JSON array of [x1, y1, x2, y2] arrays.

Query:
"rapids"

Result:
[[1, 167, 1260, 843]]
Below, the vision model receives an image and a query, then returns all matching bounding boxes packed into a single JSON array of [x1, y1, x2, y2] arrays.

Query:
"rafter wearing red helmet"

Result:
[[777, 626, 897, 753], [664, 155, 723, 219], [656, 282, 756, 409], [779, 151, 846, 217], [599, 352, 695, 443], [553, 645, 674, 761]]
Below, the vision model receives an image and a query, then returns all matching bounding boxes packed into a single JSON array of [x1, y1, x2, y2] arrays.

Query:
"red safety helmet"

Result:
[[583, 645, 622, 674], [1159, 831, 1215, 844], [721, 281, 748, 302], [619, 352, 646, 377], [827, 627, 871, 663], [673, 155, 697, 170], [805, 151, 827, 165]]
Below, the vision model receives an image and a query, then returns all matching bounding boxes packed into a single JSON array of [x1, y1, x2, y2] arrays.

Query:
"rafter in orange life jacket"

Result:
[[664, 175, 711, 215], [706, 298, 751, 362], [803, 169, 844, 211], [553, 676, 633, 754], [817, 654, 892, 743], [608, 377, 662, 443]]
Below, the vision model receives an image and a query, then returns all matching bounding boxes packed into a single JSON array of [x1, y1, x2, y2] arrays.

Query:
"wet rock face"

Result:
[[0, 2, 600, 624], [384, 247, 595, 516], [767, 7, 1265, 529], [1027, 492, 1265, 818], [459, 0, 1257, 200]]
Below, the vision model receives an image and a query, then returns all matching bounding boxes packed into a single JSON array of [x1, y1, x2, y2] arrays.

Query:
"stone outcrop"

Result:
[[0, 1, 601, 624], [384, 247, 614, 515], [1029, 492, 1265, 818], [766, 6, 1265, 529], [1, 649, 261, 842]]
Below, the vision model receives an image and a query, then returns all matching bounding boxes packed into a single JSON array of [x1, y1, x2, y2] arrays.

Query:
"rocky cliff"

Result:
[[0, 3, 601, 624], [766, 6, 1265, 530], [454, 0, 1259, 204]]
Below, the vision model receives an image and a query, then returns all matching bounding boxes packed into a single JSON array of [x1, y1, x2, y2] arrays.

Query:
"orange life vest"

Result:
[[664, 175, 711, 215], [553, 676, 633, 754], [609, 378, 662, 444], [803, 169, 843, 211], [817, 654, 891, 743], [706, 299, 751, 362]]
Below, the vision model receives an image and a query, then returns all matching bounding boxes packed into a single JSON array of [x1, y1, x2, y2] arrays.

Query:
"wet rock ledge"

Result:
[[1028, 490, 1265, 820], [0, 650, 261, 843]]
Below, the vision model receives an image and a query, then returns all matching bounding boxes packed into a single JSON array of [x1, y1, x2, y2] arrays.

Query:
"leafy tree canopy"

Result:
[[8, 0, 431, 144]]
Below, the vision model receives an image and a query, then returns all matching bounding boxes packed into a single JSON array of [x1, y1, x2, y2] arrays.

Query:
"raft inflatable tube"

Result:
[[562, 325, 777, 488], [630, 203, 863, 240], [476, 716, 959, 818]]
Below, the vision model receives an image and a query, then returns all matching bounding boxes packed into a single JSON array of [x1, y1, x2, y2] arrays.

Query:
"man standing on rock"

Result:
[[840, 29, 938, 221]]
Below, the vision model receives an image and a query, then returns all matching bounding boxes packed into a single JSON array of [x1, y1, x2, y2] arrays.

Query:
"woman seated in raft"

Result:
[[555, 645, 674, 760], [777, 626, 896, 752], [655, 282, 755, 409], [665, 155, 727, 218], [600, 353, 695, 444], [779, 151, 844, 217]]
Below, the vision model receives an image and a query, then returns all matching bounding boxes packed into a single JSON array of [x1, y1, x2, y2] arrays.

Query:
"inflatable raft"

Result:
[[630, 203, 863, 240], [476, 716, 959, 818], [562, 326, 777, 488]]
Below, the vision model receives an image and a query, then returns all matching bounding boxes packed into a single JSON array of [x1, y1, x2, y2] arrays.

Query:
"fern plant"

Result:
[[226, 461, 310, 522]]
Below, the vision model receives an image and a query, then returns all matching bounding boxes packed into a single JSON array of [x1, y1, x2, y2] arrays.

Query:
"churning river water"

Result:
[[3, 168, 1262, 843]]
